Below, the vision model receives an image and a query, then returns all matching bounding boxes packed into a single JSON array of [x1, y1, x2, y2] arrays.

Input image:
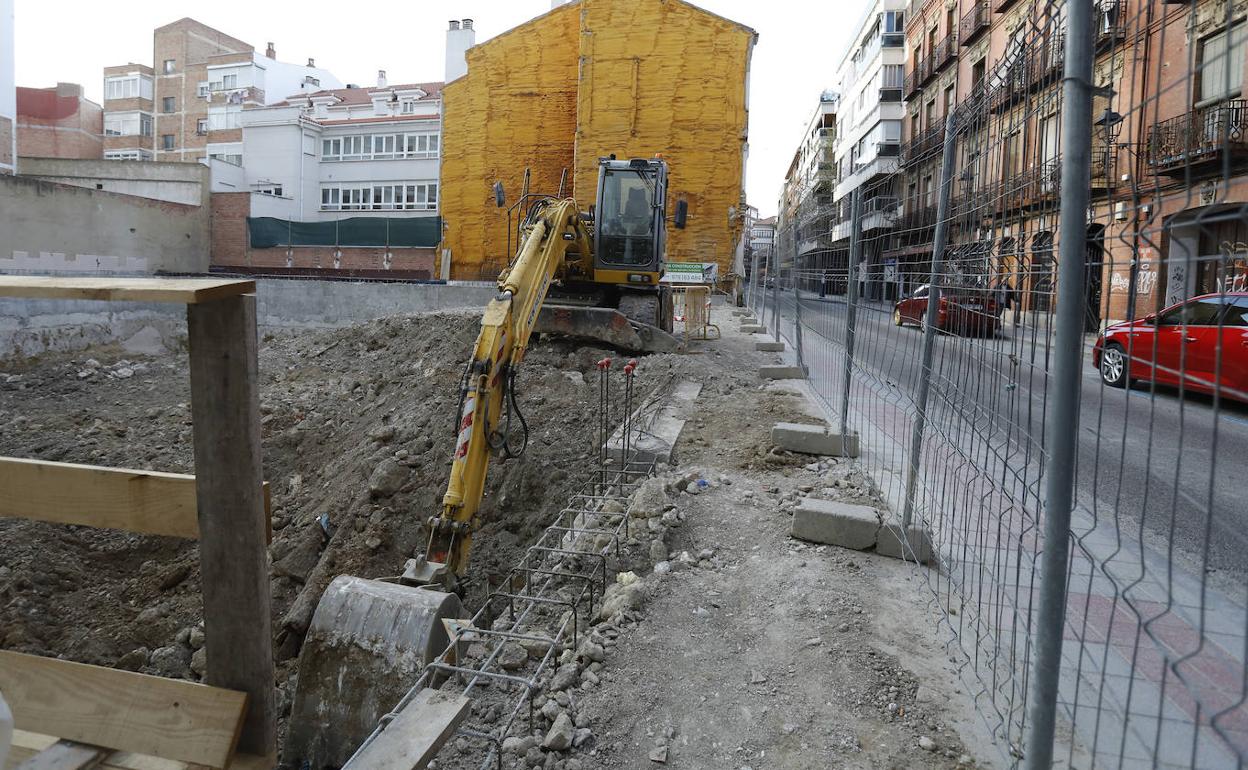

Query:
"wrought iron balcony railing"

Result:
[[1145, 99, 1248, 177], [959, 2, 990, 47]]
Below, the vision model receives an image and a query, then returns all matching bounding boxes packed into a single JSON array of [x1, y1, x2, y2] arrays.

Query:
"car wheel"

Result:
[[1100, 342, 1130, 388], [893, 308, 904, 327]]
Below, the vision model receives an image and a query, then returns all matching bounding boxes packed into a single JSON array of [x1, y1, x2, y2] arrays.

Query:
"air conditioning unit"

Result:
[[1114, 201, 1128, 221]]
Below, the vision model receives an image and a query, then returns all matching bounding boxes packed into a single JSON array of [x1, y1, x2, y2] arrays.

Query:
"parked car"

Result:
[[1091, 292, 1248, 403], [893, 284, 1001, 336]]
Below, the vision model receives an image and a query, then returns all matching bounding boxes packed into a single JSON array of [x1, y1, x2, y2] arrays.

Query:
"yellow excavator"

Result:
[[284, 157, 680, 767]]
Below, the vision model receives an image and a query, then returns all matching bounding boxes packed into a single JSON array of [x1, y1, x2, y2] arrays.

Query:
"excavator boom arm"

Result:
[[420, 198, 592, 585]]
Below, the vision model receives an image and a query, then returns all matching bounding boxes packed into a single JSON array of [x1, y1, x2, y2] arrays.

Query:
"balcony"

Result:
[[1027, 33, 1065, 93], [903, 124, 946, 166], [904, 68, 924, 101], [934, 33, 958, 73], [877, 141, 902, 158], [883, 32, 905, 48], [960, 2, 990, 47], [879, 86, 904, 104], [1145, 99, 1248, 178], [1094, 1, 1126, 55], [994, 0, 1020, 11], [897, 204, 939, 233], [918, 53, 939, 87]]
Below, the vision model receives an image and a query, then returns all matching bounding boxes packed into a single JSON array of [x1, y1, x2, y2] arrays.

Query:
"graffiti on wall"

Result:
[[1217, 241, 1248, 293]]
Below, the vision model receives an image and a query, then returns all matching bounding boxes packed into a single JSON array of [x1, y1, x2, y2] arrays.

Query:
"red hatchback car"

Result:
[[893, 284, 1001, 336], [1091, 292, 1248, 403]]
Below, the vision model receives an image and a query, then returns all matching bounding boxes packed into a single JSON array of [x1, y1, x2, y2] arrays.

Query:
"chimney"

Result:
[[449, 20, 460, 30], [377, 69, 387, 88], [307, 57, 315, 68], [445, 19, 477, 83], [265, 42, 275, 59]]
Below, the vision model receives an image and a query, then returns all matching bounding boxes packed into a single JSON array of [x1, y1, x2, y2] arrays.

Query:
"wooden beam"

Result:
[[7, 734, 272, 770], [0, 458, 271, 542], [14, 740, 105, 770], [0, 277, 254, 305], [0, 652, 246, 769], [340, 690, 470, 770], [186, 295, 275, 757]]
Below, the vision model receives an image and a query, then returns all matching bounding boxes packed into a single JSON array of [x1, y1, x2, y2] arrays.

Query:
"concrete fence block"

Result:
[[759, 365, 805, 380], [754, 338, 785, 352], [739, 324, 766, 334], [791, 499, 881, 550], [771, 422, 859, 457], [875, 522, 935, 565]]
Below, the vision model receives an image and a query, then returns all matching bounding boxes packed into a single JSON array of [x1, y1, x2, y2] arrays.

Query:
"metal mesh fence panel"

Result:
[[759, 1, 1248, 766]]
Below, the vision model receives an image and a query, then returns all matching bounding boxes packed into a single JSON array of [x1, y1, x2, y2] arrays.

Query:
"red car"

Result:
[[893, 284, 1001, 336], [1092, 292, 1248, 404]]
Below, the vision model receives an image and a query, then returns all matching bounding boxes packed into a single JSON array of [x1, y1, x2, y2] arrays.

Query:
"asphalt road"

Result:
[[762, 291, 1248, 581]]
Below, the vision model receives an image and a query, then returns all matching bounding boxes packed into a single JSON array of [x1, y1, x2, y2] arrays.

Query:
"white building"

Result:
[[830, 0, 906, 274], [234, 79, 444, 222], [1, 0, 15, 174]]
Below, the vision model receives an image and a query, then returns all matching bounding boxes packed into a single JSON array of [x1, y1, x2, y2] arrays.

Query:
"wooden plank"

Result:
[[0, 458, 271, 542], [8, 735, 272, 770], [0, 277, 254, 305], [186, 295, 275, 758], [14, 741, 105, 770], [0, 652, 246, 769], [341, 689, 471, 770]]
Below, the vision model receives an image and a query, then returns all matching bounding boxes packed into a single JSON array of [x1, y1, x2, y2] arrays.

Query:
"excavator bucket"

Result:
[[283, 575, 462, 769], [536, 305, 680, 353]]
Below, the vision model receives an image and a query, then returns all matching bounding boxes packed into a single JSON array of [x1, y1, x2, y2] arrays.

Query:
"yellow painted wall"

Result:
[[440, 3, 581, 279], [574, 0, 754, 274], [439, 0, 755, 281]]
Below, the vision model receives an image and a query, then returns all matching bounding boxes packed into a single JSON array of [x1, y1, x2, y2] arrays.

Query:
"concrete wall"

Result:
[[16, 156, 209, 206], [0, 278, 498, 360], [0, 173, 210, 273]]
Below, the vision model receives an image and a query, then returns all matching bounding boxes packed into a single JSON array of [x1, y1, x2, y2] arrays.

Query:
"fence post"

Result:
[[771, 236, 782, 342], [793, 250, 806, 374], [750, 249, 761, 315], [840, 188, 863, 444], [1024, 3, 1093, 767], [902, 113, 958, 529]]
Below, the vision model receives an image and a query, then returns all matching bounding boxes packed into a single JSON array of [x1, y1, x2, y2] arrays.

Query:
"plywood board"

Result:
[[0, 652, 247, 769], [13, 740, 105, 770], [6, 733, 272, 770], [341, 689, 470, 770], [0, 458, 271, 541], [0, 277, 254, 305]]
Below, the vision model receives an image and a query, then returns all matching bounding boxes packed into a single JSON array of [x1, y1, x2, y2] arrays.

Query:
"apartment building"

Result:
[[1, 0, 15, 174], [829, 0, 908, 300], [236, 77, 444, 223], [16, 83, 103, 159], [102, 19, 342, 163], [882, 0, 1242, 329], [776, 93, 837, 275]]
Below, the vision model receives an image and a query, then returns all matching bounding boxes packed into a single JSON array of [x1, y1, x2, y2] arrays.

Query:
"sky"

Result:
[[13, 0, 862, 217]]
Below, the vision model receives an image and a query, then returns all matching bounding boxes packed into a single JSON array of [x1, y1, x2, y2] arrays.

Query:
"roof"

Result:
[[16, 86, 94, 120], [754, 216, 777, 226], [272, 82, 444, 107]]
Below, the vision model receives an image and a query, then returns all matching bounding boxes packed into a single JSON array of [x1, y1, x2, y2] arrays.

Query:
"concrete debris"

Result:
[[543, 713, 575, 751]]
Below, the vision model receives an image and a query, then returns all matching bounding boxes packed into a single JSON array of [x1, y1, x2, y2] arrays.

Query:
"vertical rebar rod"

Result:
[[903, 113, 958, 529], [840, 188, 863, 444], [1024, 3, 1093, 767]]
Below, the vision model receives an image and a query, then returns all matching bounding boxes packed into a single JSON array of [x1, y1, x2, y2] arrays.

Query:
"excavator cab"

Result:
[[594, 157, 668, 276]]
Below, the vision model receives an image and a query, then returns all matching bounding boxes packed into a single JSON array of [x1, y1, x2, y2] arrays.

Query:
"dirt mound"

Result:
[[0, 311, 658, 732]]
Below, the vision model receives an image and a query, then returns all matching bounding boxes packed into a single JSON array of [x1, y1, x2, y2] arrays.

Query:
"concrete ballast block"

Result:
[[754, 338, 785, 352], [771, 422, 860, 457], [791, 499, 880, 550], [739, 324, 766, 334], [759, 365, 805, 380], [875, 522, 935, 565]]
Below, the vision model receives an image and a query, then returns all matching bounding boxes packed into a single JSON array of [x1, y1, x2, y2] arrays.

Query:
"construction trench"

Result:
[[0, 304, 992, 769]]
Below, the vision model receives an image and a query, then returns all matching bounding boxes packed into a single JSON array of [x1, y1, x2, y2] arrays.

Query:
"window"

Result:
[[401, 101, 417, 114], [162, 96, 176, 113], [255, 185, 283, 197], [321, 133, 441, 161], [319, 182, 439, 211], [196, 119, 208, 135], [222, 73, 238, 90], [207, 106, 242, 130], [104, 112, 152, 137], [1158, 299, 1228, 327], [972, 58, 987, 89], [104, 150, 153, 161], [944, 84, 955, 116], [210, 152, 243, 166], [1225, 297, 1248, 327], [946, 7, 956, 36], [924, 100, 936, 130], [882, 64, 903, 89], [197, 82, 210, 98], [105, 76, 144, 100], [1198, 23, 1246, 104], [884, 10, 904, 33], [161, 134, 176, 150], [163, 59, 176, 74]]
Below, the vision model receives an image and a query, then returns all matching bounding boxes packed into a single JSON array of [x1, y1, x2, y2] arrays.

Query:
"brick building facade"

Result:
[[16, 83, 103, 159]]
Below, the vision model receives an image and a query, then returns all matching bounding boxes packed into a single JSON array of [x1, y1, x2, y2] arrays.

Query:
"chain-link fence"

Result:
[[749, 1, 1248, 766]]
